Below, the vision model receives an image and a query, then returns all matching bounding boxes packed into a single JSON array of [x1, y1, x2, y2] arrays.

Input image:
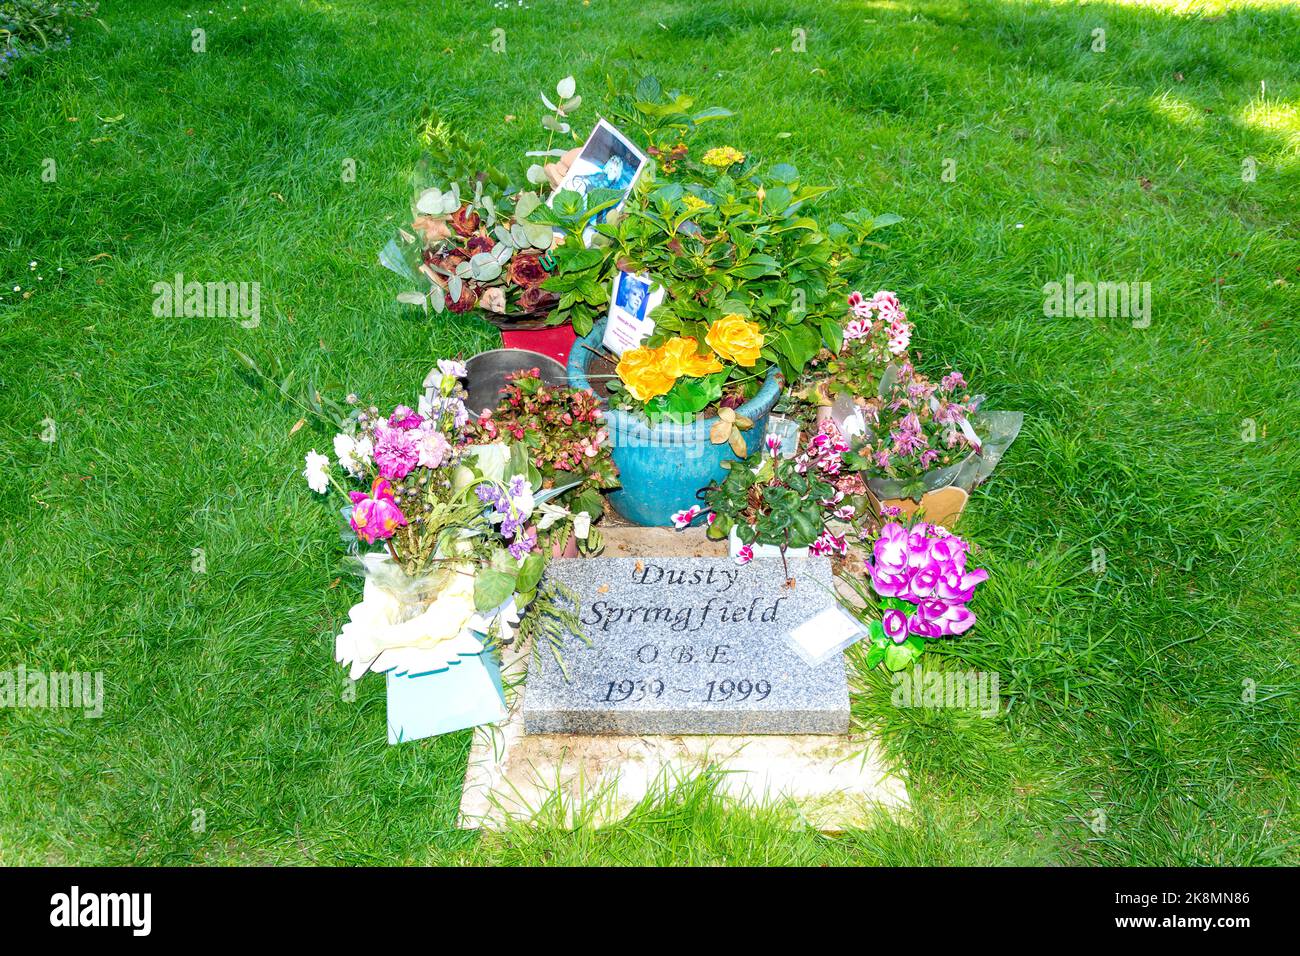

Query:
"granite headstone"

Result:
[[523, 556, 850, 735]]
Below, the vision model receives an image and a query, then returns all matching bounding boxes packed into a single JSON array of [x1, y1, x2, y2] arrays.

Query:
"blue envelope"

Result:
[[386, 651, 507, 744]]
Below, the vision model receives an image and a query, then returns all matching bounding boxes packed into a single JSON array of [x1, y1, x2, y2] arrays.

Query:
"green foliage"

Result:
[[515, 580, 588, 681], [702, 454, 831, 550], [542, 116, 899, 389]]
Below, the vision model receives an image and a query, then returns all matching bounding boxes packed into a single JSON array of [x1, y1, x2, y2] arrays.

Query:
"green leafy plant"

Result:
[[467, 369, 619, 556], [700, 452, 833, 553], [533, 81, 901, 414]]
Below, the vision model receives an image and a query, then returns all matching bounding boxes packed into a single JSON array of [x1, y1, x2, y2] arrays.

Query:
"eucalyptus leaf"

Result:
[[556, 75, 576, 99], [415, 187, 445, 215]]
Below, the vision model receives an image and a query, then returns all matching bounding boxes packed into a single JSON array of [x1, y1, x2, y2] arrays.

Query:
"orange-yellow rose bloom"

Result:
[[659, 336, 724, 378], [705, 314, 764, 367], [617, 345, 677, 402]]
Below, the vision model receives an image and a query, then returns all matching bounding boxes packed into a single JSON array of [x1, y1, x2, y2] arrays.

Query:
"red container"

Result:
[[500, 324, 577, 366]]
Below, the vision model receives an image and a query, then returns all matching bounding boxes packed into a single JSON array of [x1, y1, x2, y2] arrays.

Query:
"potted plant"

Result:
[[546, 88, 899, 525], [467, 368, 619, 558], [843, 361, 984, 526], [381, 79, 592, 364], [800, 289, 914, 426]]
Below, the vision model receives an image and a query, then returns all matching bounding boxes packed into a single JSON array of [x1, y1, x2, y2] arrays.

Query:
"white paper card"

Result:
[[602, 271, 664, 355], [787, 605, 868, 667]]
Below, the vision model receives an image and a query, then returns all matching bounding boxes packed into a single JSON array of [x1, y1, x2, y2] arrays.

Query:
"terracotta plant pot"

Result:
[[551, 533, 580, 560]]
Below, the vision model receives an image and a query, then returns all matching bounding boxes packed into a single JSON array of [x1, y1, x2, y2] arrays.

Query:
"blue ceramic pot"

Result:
[[568, 320, 782, 527]]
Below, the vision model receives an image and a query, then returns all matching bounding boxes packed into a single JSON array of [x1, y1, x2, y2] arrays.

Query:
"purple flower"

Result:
[[935, 568, 988, 603], [508, 526, 537, 561], [388, 405, 424, 430], [734, 544, 754, 565], [348, 478, 407, 543], [907, 563, 941, 600], [891, 413, 927, 456], [372, 424, 418, 480], [864, 522, 987, 642], [882, 608, 909, 644]]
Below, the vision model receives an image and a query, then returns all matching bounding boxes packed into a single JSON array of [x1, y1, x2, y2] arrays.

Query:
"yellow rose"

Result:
[[659, 336, 723, 378], [617, 345, 677, 402], [705, 314, 764, 367]]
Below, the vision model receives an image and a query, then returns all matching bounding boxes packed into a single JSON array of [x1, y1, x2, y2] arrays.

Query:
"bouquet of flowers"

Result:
[[469, 368, 619, 555], [842, 518, 989, 671], [845, 361, 983, 499], [302, 360, 581, 681]]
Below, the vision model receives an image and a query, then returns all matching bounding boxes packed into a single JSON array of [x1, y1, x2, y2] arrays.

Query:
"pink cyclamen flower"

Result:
[[882, 608, 909, 644], [864, 522, 986, 640], [671, 505, 702, 530], [734, 544, 754, 565], [348, 478, 407, 543]]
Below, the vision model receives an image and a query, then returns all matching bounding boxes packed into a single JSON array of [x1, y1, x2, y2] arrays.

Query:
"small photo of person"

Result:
[[556, 119, 648, 231], [614, 273, 652, 322]]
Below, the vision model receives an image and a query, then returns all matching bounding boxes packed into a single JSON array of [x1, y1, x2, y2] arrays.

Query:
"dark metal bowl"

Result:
[[460, 348, 568, 415]]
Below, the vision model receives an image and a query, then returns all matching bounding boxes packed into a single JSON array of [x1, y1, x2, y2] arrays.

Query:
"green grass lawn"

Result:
[[2, 0, 1297, 865]]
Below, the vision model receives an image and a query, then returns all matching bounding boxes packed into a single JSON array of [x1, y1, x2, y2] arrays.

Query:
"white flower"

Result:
[[506, 474, 534, 519], [888, 324, 911, 356], [303, 450, 330, 494], [415, 427, 449, 468], [438, 358, 468, 379], [333, 433, 372, 477]]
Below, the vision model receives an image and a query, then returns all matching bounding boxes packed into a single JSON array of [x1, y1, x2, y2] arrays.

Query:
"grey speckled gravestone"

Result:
[[523, 556, 849, 735]]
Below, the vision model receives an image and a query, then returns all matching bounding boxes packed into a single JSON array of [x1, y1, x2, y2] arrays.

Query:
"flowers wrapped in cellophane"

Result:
[[302, 359, 583, 682]]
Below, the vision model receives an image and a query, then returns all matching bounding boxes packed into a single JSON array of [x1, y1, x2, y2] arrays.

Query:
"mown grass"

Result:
[[1, 0, 1297, 865]]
